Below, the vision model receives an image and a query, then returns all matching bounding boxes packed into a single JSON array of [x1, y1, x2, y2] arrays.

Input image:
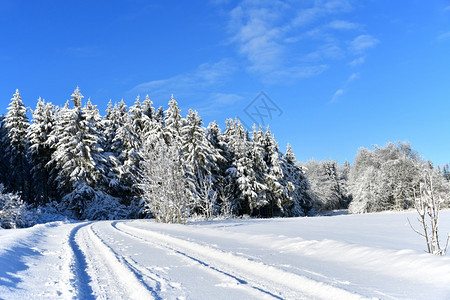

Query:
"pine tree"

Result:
[[222, 118, 254, 215], [110, 98, 143, 204], [280, 144, 313, 216], [3, 90, 30, 199], [48, 88, 105, 217], [142, 94, 156, 123], [155, 106, 165, 125], [82, 98, 112, 192], [27, 98, 57, 204], [181, 110, 221, 217], [260, 127, 286, 217], [248, 126, 269, 216], [0, 115, 8, 188], [129, 96, 150, 138], [163, 95, 184, 146], [206, 121, 230, 215], [101, 100, 115, 152]]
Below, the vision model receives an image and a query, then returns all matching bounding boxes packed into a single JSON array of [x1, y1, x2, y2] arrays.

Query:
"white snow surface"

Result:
[[0, 210, 449, 299]]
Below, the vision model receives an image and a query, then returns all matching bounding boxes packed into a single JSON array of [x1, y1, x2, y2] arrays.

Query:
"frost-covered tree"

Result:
[[246, 126, 270, 215], [280, 144, 313, 216], [206, 121, 231, 215], [82, 98, 115, 193], [259, 128, 287, 217], [303, 160, 346, 212], [222, 118, 254, 215], [101, 100, 115, 152], [409, 169, 450, 255], [181, 110, 221, 217], [163, 95, 184, 146], [110, 98, 144, 204], [349, 142, 424, 213], [3, 90, 30, 198], [0, 184, 34, 229], [27, 98, 57, 204], [48, 88, 109, 218], [0, 115, 8, 188], [155, 106, 165, 125], [140, 138, 190, 223], [129, 96, 151, 138], [142, 94, 156, 123]]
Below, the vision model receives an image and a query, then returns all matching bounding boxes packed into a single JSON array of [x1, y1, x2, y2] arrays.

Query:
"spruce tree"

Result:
[[163, 95, 184, 146], [110, 98, 143, 204], [181, 110, 221, 217], [48, 88, 104, 217], [142, 94, 156, 122], [260, 127, 285, 217], [0, 115, 8, 188], [222, 118, 254, 215], [206, 121, 230, 215], [3, 90, 30, 199], [280, 144, 313, 216], [27, 98, 57, 204]]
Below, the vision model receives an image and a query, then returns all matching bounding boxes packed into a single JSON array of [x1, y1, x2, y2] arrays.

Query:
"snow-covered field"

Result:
[[0, 210, 449, 299]]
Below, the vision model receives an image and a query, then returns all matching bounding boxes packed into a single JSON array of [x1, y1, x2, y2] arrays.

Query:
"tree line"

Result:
[[0, 88, 312, 224], [0, 88, 449, 226]]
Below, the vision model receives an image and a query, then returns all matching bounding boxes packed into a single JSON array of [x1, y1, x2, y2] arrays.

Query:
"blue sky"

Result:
[[1, 0, 450, 165]]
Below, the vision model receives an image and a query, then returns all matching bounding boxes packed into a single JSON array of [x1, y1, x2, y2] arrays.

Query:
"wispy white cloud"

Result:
[[330, 72, 359, 103], [223, 0, 374, 83], [128, 59, 245, 117], [349, 56, 365, 67], [194, 92, 246, 116], [303, 43, 344, 62], [291, 0, 353, 27], [129, 58, 236, 97], [331, 88, 344, 102], [327, 20, 359, 30], [349, 35, 379, 54]]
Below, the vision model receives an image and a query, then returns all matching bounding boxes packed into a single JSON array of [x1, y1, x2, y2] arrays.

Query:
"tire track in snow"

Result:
[[75, 222, 155, 299], [68, 222, 95, 299], [89, 222, 164, 300], [114, 221, 366, 300], [110, 221, 283, 300]]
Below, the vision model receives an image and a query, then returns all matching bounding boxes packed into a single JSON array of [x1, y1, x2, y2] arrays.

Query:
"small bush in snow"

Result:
[[0, 185, 35, 229]]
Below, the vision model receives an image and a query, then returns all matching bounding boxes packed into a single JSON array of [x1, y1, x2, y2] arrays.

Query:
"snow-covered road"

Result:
[[1, 211, 450, 299]]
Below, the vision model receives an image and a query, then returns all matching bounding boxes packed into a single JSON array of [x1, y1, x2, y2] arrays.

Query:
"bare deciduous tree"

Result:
[[409, 170, 450, 255]]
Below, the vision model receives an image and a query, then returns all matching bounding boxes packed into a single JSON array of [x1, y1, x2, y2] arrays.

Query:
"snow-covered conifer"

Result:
[[280, 144, 313, 216], [142, 94, 156, 122], [155, 106, 165, 125], [48, 88, 106, 218], [181, 110, 222, 217], [110, 99, 144, 204], [27, 98, 57, 204], [163, 95, 184, 146], [222, 118, 254, 215], [0, 115, 8, 188], [260, 128, 286, 217], [3, 90, 30, 198]]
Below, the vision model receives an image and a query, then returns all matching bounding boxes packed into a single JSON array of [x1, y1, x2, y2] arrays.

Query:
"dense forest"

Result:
[[0, 88, 449, 227]]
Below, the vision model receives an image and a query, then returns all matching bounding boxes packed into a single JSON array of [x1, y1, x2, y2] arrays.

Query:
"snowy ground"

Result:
[[0, 210, 449, 299]]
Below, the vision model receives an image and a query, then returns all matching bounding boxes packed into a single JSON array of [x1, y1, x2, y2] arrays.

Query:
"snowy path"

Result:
[[0, 211, 450, 299]]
